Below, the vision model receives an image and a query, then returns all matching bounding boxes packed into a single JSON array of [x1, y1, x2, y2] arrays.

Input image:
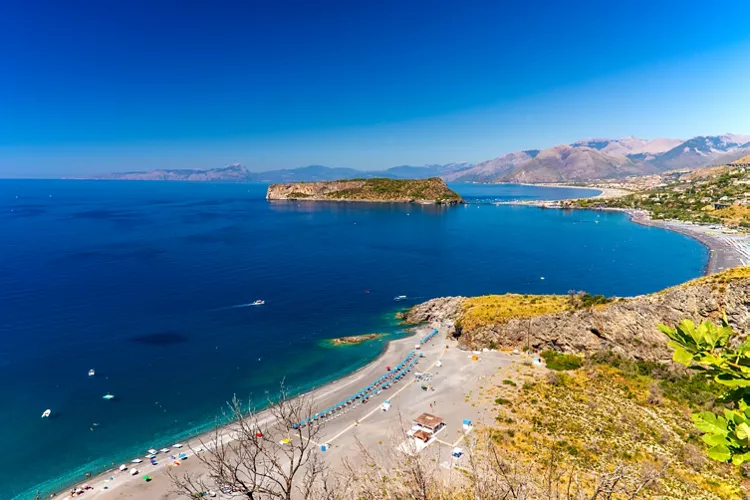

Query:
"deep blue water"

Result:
[[0, 180, 707, 498]]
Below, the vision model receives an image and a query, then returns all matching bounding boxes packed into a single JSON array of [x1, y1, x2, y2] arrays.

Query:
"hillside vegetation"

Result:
[[474, 360, 742, 499], [266, 177, 463, 204], [577, 166, 750, 228]]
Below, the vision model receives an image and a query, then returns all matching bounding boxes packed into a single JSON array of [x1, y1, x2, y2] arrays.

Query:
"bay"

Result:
[[0, 180, 706, 497]]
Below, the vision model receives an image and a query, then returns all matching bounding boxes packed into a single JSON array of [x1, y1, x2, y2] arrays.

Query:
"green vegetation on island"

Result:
[[266, 177, 463, 204]]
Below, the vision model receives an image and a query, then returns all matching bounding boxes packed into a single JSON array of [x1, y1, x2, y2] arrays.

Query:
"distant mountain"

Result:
[[92, 163, 474, 183], [647, 135, 750, 171], [382, 162, 473, 179], [447, 134, 750, 184], [91, 134, 750, 185]]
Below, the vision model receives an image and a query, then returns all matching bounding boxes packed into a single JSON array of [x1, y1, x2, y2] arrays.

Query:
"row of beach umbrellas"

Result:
[[293, 328, 440, 429]]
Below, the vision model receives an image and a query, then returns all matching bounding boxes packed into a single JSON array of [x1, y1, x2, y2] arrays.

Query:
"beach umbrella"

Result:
[[144, 476, 152, 482]]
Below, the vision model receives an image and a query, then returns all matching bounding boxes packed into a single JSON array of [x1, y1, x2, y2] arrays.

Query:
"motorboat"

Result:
[[103, 394, 115, 400], [251, 300, 265, 306], [41, 409, 51, 418], [394, 295, 407, 301], [88, 369, 95, 377]]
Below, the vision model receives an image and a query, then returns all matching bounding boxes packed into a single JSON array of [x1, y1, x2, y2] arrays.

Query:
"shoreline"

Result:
[[52, 326, 429, 499], [624, 209, 750, 274]]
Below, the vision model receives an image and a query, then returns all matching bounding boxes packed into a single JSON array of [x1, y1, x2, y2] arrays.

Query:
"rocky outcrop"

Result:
[[405, 273, 750, 362], [266, 178, 463, 204]]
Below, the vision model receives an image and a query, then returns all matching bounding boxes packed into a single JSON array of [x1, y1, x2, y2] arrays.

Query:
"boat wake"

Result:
[[216, 300, 265, 310]]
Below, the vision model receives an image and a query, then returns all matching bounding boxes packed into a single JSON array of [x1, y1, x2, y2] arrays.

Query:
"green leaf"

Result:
[[707, 444, 732, 462], [678, 319, 700, 345], [716, 374, 750, 388], [737, 422, 750, 440], [672, 346, 694, 366], [732, 451, 750, 465], [702, 433, 729, 447], [692, 412, 729, 435], [657, 323, 675, 336]]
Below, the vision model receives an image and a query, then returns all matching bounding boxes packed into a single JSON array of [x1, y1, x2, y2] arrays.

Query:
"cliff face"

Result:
[[266, 178, 463, 204], [405, 270, 750, 362]]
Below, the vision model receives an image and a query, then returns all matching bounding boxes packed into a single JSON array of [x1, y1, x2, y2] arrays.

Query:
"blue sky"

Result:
[[2, 0, 750, 176]]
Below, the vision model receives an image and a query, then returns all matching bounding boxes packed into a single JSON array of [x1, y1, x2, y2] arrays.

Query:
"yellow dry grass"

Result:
[[459, 294, 570, 330]]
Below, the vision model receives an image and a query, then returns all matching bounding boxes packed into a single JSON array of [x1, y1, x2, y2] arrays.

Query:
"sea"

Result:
[[0, 180, 707, 498]]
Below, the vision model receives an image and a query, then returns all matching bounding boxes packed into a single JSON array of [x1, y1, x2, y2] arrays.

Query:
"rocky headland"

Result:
[[266, 177, 463, 204], [405, 268, 750, 362]]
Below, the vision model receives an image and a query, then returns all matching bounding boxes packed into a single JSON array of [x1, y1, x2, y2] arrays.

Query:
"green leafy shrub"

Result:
[[661, 317, 750, 465], [541, 350, 583, 371]]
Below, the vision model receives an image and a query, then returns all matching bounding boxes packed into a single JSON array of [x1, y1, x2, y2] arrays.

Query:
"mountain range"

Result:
[[91, 134, 750, 184]]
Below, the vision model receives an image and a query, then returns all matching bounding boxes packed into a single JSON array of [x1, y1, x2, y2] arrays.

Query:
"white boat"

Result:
[[159, 447, 170, 453], [41, 409, 51, 418], [147, 448, 157, 454], [394, 295, 407, 301], [88, 369, 95, 377], [172, 443, 183, 448], [131, 459, 143, 464], [103, 394, 115, 400], [251, 300, 265, 306]]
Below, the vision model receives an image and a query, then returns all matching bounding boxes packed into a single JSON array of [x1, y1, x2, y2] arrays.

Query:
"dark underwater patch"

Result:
[[70, 208, 138, 220], [2, 204, 49, 217], [183, 225, 254, 245], [131, 332, 189, 346]]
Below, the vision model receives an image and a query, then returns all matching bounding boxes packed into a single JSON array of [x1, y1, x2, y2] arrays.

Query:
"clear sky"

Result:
[[2, 0, 750, 177]]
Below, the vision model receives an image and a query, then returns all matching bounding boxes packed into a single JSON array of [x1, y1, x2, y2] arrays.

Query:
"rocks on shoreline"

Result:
[[328, 333, 382, 346]]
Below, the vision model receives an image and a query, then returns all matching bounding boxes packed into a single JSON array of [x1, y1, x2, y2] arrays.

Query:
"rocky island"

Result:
[[327, 333, 382, 346], [266, 177, 463, 204]]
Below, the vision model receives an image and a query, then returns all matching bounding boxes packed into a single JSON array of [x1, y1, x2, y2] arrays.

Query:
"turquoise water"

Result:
[[0, 181, 707, 497]]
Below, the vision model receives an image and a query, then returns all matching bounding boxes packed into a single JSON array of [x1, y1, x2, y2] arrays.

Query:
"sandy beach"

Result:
[[57, 321, 519, 499]]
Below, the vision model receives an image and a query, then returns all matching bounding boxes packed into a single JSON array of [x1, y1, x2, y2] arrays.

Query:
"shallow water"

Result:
[[0, 180, 706, 497]]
